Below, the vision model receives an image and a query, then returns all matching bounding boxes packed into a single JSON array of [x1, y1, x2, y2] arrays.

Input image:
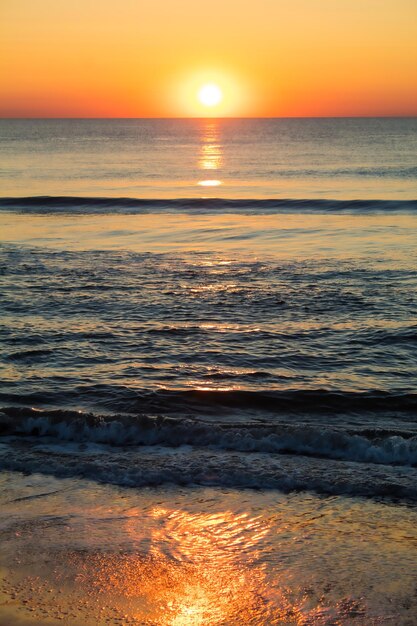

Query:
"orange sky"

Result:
[[1, 0, 416, 117]]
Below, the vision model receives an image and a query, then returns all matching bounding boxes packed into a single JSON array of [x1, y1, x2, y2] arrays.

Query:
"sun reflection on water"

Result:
[[199, 120, 222, 170], [114, 507, 270, 624], [197, 179, 221, 187], [3, 481, 410, 625], [197, 120, 223, 189]]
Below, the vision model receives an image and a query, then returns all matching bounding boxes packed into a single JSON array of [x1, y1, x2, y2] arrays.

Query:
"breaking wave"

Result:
[[1, 407, 416, 467]]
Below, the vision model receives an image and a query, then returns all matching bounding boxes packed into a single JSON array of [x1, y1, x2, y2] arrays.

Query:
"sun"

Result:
[[198, 83, 223, 107], [177, 72, 247, 116]]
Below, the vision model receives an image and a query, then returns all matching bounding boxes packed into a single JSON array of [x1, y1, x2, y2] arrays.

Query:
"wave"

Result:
[[1, 388, 416, 416], [1, 437, 416, 501], [0, 196, 416, 214], [1, 407, 417, 467], [5, 349, 55, 362]]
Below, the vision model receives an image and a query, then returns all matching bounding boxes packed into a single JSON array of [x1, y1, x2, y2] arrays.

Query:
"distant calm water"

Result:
[[1, 117, 416, 199], [1, 118, 417, 624]]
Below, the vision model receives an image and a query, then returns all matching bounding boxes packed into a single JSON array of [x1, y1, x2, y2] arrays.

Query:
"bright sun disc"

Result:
[[198, 84, 223, 107]]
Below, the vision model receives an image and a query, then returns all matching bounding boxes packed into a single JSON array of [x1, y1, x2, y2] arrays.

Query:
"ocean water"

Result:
[[1, 117, 416, 200], [1, 118, 417, 624]]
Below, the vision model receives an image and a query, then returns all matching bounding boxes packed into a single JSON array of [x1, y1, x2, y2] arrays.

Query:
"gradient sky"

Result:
[[1, 0, 416, 117]]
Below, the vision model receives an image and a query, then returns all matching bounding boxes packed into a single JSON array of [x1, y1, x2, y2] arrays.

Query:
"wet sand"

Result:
[[1, 472, 416, 625]]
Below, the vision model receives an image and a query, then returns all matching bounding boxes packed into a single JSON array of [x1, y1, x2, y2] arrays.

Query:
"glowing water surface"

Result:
[[0, 473, 416, 625], [1, 118, 416, 199]]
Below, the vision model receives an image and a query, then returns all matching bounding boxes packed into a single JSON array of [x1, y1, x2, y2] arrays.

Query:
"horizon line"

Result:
[[1, 114, 417, 121]]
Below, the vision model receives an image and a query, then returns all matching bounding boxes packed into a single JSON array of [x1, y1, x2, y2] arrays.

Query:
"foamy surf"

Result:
[[1, 407, 417, 466], [1, 408, 416, 500]]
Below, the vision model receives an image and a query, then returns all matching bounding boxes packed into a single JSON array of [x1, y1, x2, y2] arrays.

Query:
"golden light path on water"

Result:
[[1, 475, 417, 624], [2, 501, 286, 624], [198, 120, 223, 189], [198, 180, 221, 187], [120, 508, 271, 624]]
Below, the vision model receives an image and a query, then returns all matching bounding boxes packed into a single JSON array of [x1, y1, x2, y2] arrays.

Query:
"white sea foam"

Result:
[[2, 412, 417, 467]]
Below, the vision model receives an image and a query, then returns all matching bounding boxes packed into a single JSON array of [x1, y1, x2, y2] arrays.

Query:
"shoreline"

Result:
[[1, 471, 417, 625]]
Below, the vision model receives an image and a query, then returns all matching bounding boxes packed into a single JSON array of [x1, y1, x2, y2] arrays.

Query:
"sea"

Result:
[[0, 118, 416, 625]]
